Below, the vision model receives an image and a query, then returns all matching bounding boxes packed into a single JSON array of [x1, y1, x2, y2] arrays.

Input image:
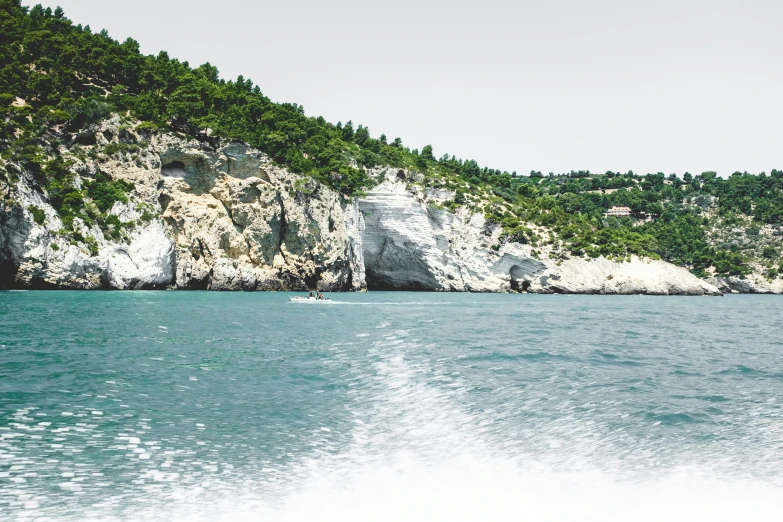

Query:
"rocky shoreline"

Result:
[[1, 119, 776, 295]]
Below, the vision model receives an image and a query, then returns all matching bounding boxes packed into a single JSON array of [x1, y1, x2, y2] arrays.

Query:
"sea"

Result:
[[1, 291, 782, 521]]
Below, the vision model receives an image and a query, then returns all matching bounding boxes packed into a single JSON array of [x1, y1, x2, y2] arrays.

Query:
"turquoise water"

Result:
[[1, 291, 782, 521]]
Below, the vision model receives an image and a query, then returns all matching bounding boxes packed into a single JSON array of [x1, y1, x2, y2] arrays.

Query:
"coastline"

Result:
[[0, 122, 774, 296]]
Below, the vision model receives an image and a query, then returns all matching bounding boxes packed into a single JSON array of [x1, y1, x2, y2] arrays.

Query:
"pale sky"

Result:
[[25, 0, 783, 176]]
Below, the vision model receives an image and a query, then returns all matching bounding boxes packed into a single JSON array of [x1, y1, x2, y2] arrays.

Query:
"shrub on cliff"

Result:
[[27, 204, 45, 225]]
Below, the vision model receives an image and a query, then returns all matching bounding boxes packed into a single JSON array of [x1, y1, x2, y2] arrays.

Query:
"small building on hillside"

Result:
[[605, 206, 632, 217]]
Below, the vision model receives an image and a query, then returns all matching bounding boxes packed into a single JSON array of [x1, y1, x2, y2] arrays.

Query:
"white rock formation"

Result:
[[529, 256, 722, 295], [357, 171, 721, 295], [0, 119, 732, 294], [359, 171, 545, 291], [154, 138, 363, 291], [103, 203, 175, 289], [1, 119, 363, 291], [707, 276, 783, 294], [1, 180, 175, 289]]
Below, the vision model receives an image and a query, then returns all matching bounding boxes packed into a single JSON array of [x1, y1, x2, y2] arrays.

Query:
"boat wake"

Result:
[[6, 323, 782, 522], [127, 330, 783, 522]]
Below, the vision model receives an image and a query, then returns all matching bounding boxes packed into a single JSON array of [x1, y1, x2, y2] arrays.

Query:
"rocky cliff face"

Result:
[[359, 172, 546, 291], [529, 256, 722, 295], [1, 161, 175, 290], [707, 276, 783, 294], [1, 117, 364, 291], [357, 172, 721, 295], [0, 119, 727, 294], [152, 136, 365, 291]]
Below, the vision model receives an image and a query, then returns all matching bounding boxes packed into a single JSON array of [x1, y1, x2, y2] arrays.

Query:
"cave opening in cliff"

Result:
[[510, 278, 531, 292], [362, 237, 441, 291], [304, 270, 321, 290], [365, 268, 435, 291], [186, 269, 212, 290], [0, 259, 19, 289], [161, 161, 186, 178], [509, 266, 531, 292]]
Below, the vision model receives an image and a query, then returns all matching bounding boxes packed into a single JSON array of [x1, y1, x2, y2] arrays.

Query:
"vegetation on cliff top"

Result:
[[488, 170, 783, 278], [0, 1, 781, 278]]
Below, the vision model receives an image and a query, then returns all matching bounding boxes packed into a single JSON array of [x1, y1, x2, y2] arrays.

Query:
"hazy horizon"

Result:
[[22, 0, 783, 177]]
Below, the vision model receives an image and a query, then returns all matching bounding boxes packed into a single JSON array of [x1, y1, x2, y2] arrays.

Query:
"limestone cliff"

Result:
[[359, 172, 546, 291], [706, 276, 783, 294], [1, 117, 364, 291], [0, 118, 722, 294], [529, 257, 722, 295], [358, 171, 720, 295]]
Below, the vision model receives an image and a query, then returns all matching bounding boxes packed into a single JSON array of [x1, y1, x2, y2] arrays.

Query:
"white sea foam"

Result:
[[5, 297, 783, 522], [138, 334, 783, 522], [239, 462, 781, 522]]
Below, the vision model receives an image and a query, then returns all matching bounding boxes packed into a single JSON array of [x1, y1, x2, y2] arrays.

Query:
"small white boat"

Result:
[[290, 296, 333, 304]]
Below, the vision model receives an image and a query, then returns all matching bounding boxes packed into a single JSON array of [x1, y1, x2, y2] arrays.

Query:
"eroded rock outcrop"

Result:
[[707, 276, 783, 294], [530, 256, 722, 295], [360, 172, 546, 291], [1, 169, 174, 289], [357, 172, 720, 295], [0, 119, 727, 294], [1, 118, 364, 291], [153, 136, 363, 291]]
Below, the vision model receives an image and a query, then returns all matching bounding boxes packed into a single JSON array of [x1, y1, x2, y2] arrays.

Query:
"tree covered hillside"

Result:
[[1, 1, 781, 281]]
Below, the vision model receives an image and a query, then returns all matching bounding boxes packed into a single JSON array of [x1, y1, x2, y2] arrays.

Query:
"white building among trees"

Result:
[[605, 206, 632, 217]]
